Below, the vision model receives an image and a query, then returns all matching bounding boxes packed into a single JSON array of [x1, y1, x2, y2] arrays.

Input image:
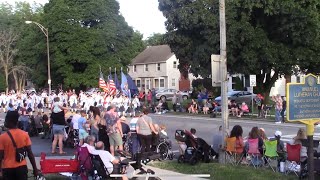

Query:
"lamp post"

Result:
[[25, 21, 51, 105]]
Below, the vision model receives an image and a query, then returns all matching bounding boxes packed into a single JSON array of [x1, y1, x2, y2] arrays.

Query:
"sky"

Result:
[[0, 0, 167, 39]]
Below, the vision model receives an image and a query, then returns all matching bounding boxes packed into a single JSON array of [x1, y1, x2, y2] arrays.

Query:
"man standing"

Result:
[[0, 111, 38, 179], [78, 110, 89, 145], [105, 104, 123, 156], [272, 94, 283, 124], [172, 93, 177, 112]]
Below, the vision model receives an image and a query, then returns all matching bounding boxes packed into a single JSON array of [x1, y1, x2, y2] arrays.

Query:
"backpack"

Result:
[[104, 112, 118, 134]]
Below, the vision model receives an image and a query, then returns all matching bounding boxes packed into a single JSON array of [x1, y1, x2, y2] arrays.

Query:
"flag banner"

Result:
[[121, 71, 130, 97], [99, 72, 109, 93], [108, 77, 117, 95]]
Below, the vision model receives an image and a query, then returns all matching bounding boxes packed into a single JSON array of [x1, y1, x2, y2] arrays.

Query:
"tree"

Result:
[[159, 0, 320, 98], [0, 29, 18, 93], [42, 0, 145, 89], [145, 33, 166, 46]]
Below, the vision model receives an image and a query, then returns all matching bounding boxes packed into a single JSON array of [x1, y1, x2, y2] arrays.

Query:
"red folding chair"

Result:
[[286, 143, 301, 176]]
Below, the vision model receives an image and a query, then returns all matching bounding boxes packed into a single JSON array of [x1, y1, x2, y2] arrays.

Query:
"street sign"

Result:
[[211, 54, 221, 87], [249, 75, 256, 87], [286, 74, 320, 122]]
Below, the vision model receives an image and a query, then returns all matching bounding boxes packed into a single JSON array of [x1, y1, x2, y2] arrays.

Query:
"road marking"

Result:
[[152, 114, 305, 128]]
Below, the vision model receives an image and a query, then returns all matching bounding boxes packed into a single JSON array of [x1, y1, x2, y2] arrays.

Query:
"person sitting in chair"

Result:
[[238, 102, 249, 118], [94, 141, 131, 180], [154, 100, 163, 114], [81, 135, 96, 153]]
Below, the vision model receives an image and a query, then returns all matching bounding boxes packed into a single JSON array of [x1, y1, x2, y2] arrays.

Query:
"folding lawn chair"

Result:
[[247, 138, 261, 168], [263, 140, 278, 172], [225, 137, 238, 166], [286, 143, 301, 176]]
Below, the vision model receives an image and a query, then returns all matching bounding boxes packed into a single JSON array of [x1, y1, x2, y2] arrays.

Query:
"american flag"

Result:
[[99, 72, 109, 93], [108, 78, 117, 95]]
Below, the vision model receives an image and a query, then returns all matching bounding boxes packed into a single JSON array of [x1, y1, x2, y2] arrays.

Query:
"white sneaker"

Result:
[[275, 122, 281, 124]]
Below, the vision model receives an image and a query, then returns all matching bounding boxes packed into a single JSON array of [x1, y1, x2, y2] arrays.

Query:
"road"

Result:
[[1, 112, 320, 156]]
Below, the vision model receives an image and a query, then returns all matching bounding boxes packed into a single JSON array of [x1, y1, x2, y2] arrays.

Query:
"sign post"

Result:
[[287, 74, 320, 180], [249, 75, 256, 117]]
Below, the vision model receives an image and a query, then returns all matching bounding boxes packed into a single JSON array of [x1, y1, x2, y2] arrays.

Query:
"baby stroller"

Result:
[[175, 129, 212, 165]]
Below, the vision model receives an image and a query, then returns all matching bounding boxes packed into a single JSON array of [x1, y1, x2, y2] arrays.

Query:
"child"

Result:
[[159, 125, 172, 148]]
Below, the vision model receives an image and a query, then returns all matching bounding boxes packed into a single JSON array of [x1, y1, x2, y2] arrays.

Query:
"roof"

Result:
[[131, 45, 174, 65]]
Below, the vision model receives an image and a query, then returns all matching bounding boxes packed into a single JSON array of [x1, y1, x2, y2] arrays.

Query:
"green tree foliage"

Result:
[[145, 33, 166, 46], [159, 0, 320, 97], [43, 0, 145, 89]]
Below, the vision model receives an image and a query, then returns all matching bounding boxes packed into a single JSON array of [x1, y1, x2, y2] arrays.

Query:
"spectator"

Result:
[[136, 108, 158, 153], [120, 115, 130, 136], [0, 111, 38, 179], [129, 112, 141, 155], [272, 94, 283, 124], [229, 125, 244, 155], [238, 102, 249, 118], [93, 141, 130, 180], [203, 100, 210, 114], [245, 127, 263, 155], [290, 128, 307, 163], [269, 131, 286, 170], [82, 135, 96, 153], [188, 99, 198, 114], [281, 97, 286, 123], [212, 125, 223, 159], [78, 110, 89, 146], [230, 100, 238, 116], [259, 128, 268, 141], [104, 104, 123, 156], [255, 94, 265, 118], [41, 114, 50, 139], [172, 93, 178, 112], [151, 88, 157, 106], [147, 90, 152, 107], [190, 128, 197, 139], [34, 112, 43, 134], [154, 100, 163, 114]]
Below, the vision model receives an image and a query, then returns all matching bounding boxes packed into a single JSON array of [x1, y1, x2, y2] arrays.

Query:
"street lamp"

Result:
[[25, 21, 52, 105]]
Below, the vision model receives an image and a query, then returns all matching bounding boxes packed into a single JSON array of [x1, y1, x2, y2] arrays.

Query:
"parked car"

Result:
[[214, 91, 256, 106], [155, 89, 189, 101]]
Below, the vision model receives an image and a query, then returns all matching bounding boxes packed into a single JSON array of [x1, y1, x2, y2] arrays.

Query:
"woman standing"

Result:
[[97, 110, 110, 152], [136, 108, 158, 153], [51, 97, 68, 154], [90, 107, 100, 142]]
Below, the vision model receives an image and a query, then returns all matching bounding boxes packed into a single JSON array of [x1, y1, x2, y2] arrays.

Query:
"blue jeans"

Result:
[[275, 109, 282, 122], [20, 121, 29, 132]]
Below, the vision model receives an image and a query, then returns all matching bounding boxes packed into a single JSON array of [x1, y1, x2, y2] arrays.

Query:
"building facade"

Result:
[[128, 45, 194, 91]]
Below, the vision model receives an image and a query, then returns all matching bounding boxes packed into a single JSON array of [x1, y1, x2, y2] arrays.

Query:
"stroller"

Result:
[[175, 129, 212, 165]]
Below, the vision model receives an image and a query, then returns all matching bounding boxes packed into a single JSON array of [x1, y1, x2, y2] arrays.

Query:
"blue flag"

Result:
[[121, 71, 130, 97]]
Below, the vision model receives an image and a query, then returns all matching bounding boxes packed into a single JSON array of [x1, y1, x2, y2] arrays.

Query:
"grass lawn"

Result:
[[151, 161, 297, 180]]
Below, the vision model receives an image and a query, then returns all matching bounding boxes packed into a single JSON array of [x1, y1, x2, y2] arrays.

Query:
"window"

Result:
[[133, 65, 136, 72], [136, 79, 141, 87], [173, 61, 177, 68], [157, 63, 161, 71], [145, 79, 150, 89], [160, 79, 165, 87], [297, 76, 301, 83], [144, 64, 148, 71], [172, 78, 176, 87]]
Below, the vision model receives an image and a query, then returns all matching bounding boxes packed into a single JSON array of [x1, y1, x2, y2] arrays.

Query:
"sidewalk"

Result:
[[27, 156, 206, 180]]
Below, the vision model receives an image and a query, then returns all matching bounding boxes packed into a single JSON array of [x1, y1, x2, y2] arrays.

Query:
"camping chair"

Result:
[[225, 137, 238, 166], [263, 140, 278, 172], [286, 144, 301, 176], [90, 154, 111, 179], [76, 146, 93, 180], [247, 138, 261, 168]]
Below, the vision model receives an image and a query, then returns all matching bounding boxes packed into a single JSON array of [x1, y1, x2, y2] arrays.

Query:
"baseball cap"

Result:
[[275, 130, 282, 137]]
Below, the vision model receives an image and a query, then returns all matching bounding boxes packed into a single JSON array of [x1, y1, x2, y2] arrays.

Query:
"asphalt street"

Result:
[[1, 112, 320, 156]]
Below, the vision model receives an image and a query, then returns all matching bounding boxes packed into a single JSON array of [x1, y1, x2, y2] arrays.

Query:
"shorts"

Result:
[[3, 165, 28, 180], [52, 124, 65, 135], [109, 133, 123, 146], [79, 129, 89, 140]]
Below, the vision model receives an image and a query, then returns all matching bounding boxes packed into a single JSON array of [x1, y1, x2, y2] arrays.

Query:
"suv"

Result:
[[214, 91, 256, 105], [155, 89, 189, 101]]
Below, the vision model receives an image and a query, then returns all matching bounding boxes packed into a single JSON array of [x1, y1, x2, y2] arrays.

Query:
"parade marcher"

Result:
[[132, 95, 140, 116], [69, 93, 78, 112]]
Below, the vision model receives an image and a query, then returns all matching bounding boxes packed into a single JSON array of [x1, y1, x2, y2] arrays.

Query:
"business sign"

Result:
[[287, 74, 320, 121], [249, 75, 256, 87]]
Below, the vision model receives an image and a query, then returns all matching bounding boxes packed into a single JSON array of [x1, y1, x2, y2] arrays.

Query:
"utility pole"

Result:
[[218, 0, 229, 164]]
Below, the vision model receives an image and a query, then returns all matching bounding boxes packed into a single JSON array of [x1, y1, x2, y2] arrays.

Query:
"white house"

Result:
[[128, 45, 196, 91]]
